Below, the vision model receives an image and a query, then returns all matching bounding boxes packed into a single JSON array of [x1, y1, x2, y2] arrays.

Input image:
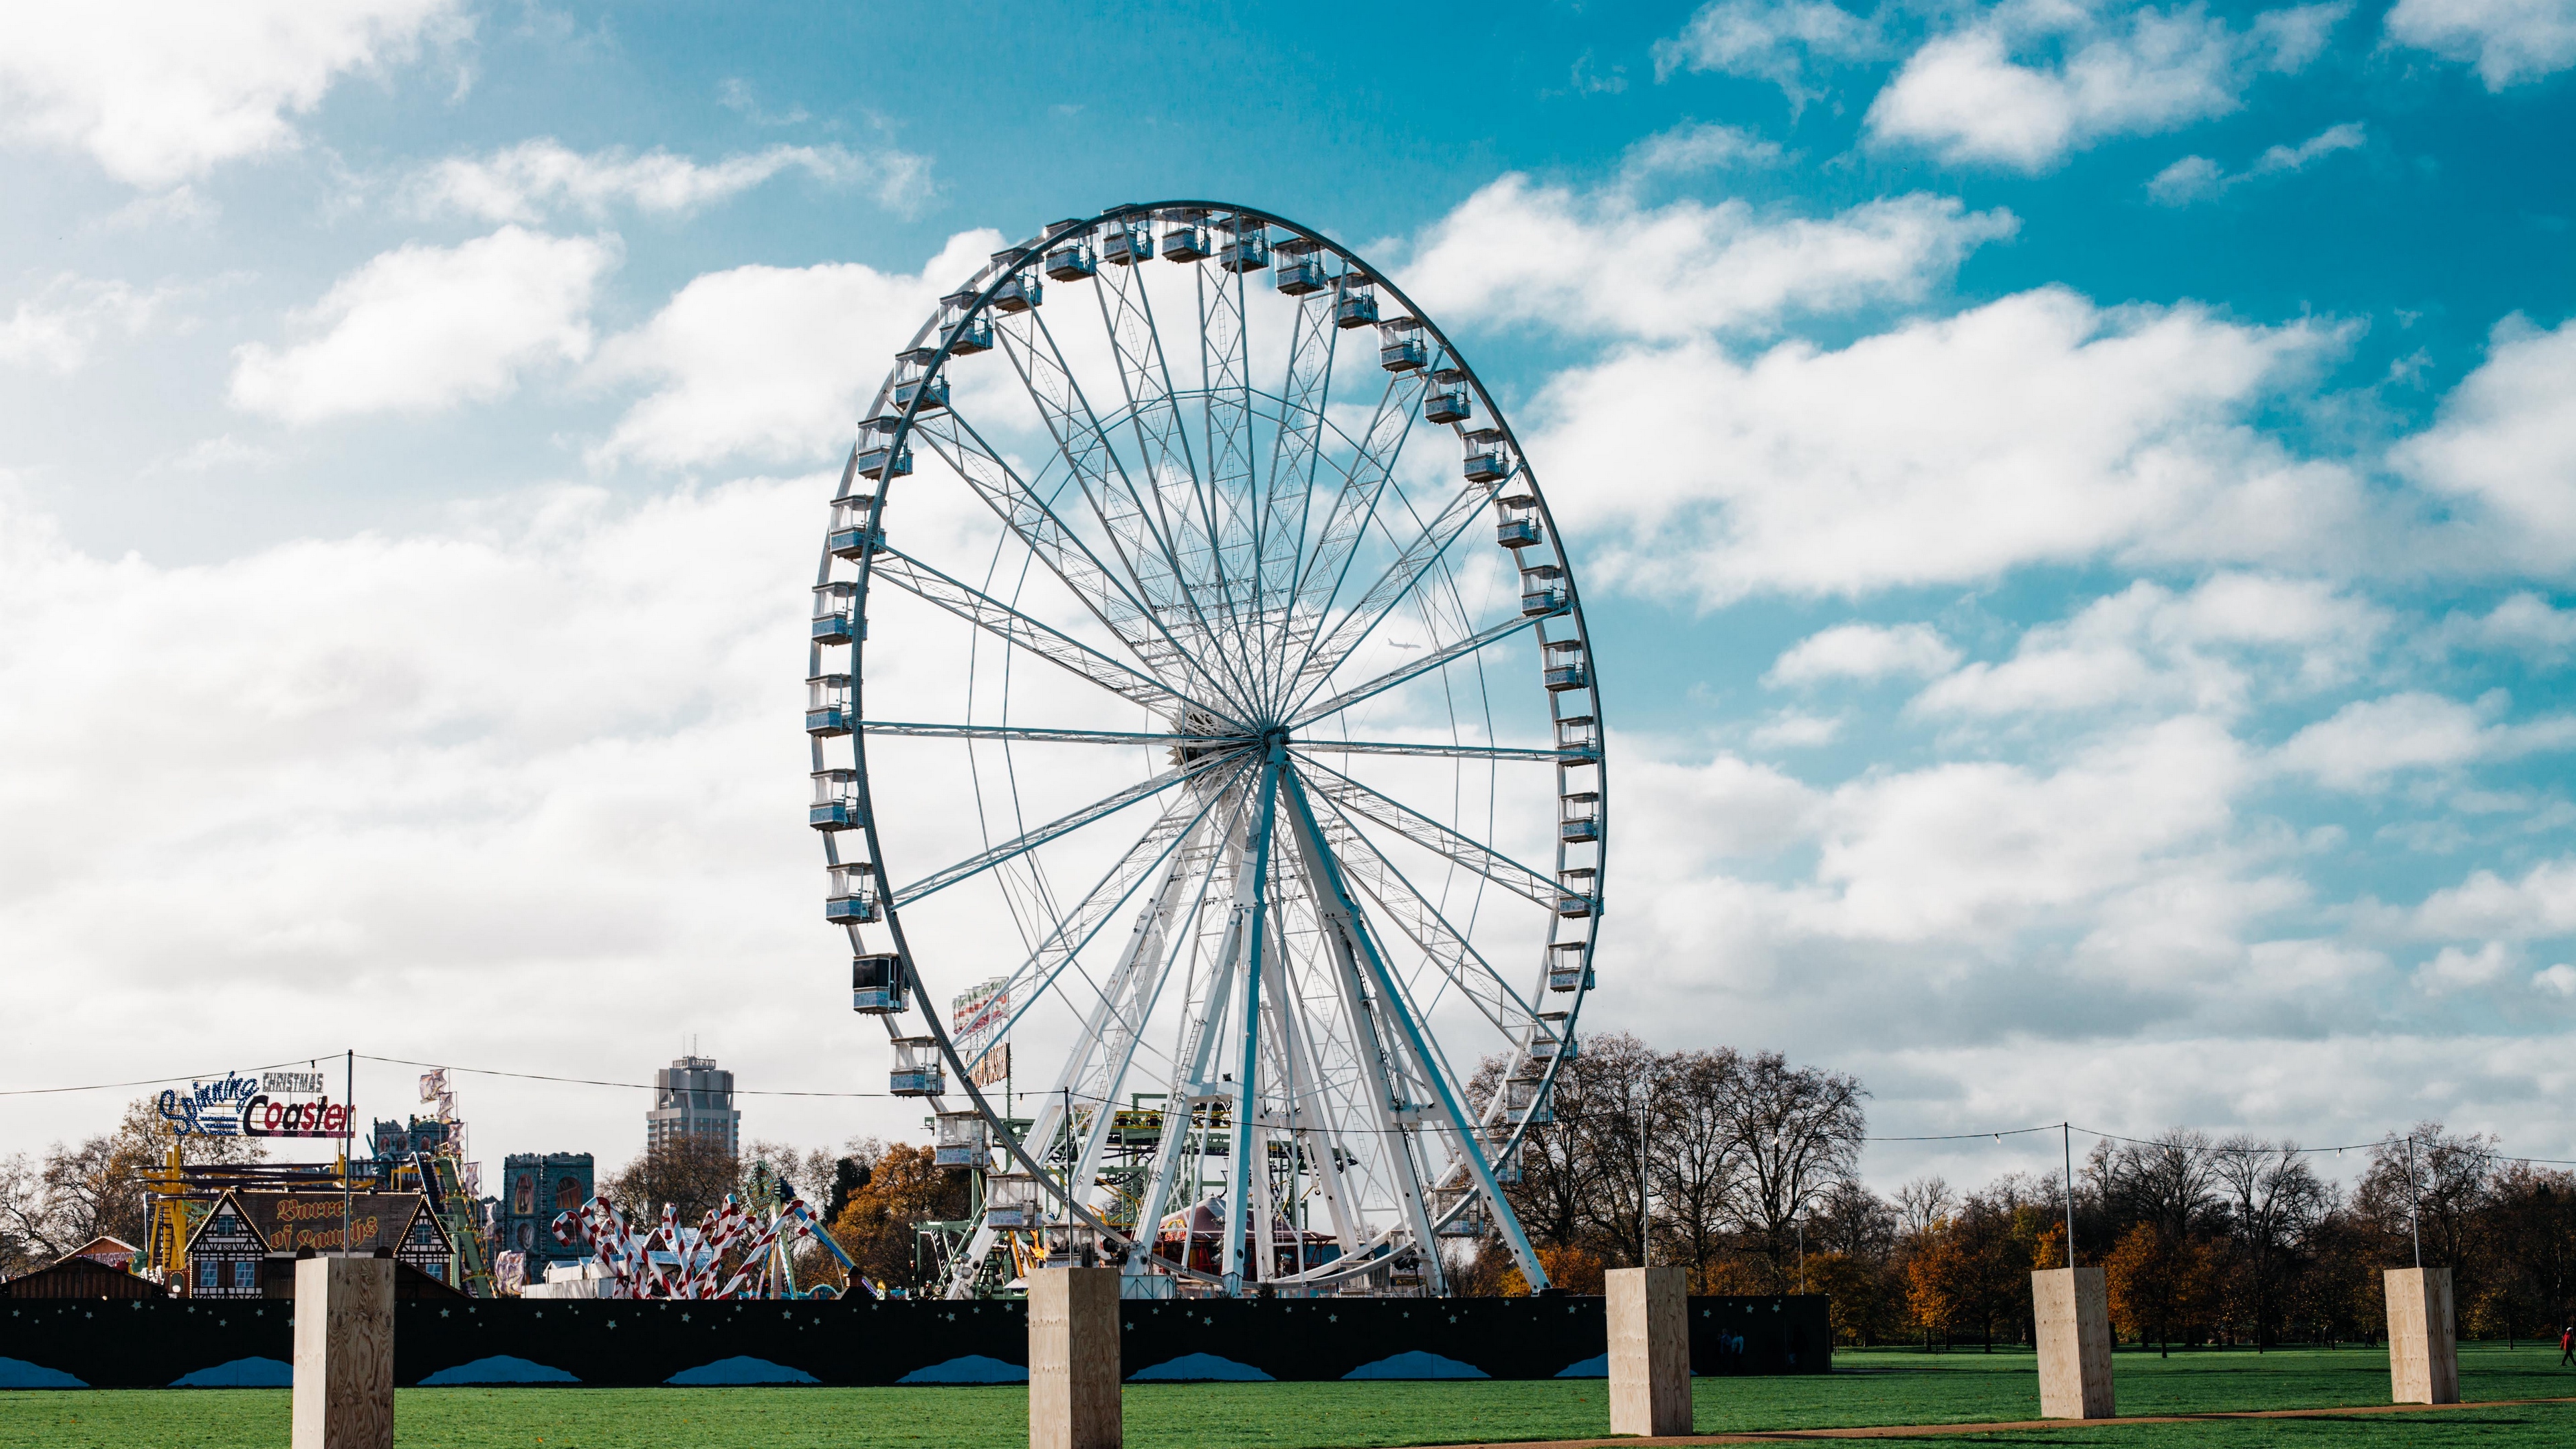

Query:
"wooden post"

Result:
[[2385, 1267, 2459, 1405], [2031, 1267, 2114, 1419], [292, 1255, 394, 1449], [1030, 1266, 1120, 1449], [1607, 1265, 1690, 1437]]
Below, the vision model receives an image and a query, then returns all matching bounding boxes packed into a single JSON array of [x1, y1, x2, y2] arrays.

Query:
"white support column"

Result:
[[2031, 1267, 2114, 1419], [2386, 1267, 2459, 1405], [1608, 1266, 1690, 1437], [1030, 1266, 1122, 1449], [292, 1255, 394, 1449]]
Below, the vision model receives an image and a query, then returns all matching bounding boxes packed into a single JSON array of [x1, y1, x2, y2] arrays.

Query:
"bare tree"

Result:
[[1895, 1177, 1957, 1238], [2214, 1136, 2327, 1348], [1648, 1047, 1743, 1287], [608, 1133, 741, 1225], [1717, 1052, 1868, 1289]]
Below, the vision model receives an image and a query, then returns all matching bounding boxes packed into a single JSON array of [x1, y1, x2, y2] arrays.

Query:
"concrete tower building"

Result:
[[647, 1054, 740, 1155]]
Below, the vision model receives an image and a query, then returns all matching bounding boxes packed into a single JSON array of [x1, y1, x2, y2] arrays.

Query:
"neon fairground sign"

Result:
[[159, 1069, 352, 1138]]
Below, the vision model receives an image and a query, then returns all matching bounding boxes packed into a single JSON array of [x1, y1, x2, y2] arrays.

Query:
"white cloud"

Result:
[[1913, 574, 2385, 718], [1768, 622, 1962, 686], [1814, 715, 2251, 943], [1653, 0, 1883, 105], [1620, 121, 1785, 180], [408, 138, 931, 224], [1403, 174, 2016, 342], [229, 226, 615, 424], [588, 229, 1000, 470], [2414, 857, 2576, 940], [2391, 316, 2576, 573], [0, 1, 465, 187], [2536, 963, 2576, 997], [2436, 592, 2576, 660], [0, 479, 946, 1158], [2274, 690, 2576, 790], [2418, 940, 2516, 993], [1867, 5, 2349, 172], [1523, 286, 2362, 606], [2148, 121, 2366, 205], [1749, 709, 1845, 747], [0, 274, 164, 375], [2385, 0, 2576, 89]]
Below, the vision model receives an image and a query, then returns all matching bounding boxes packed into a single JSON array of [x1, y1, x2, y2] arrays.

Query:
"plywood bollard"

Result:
[[1607, 1266, 1690, 1437], [2385, 1267, 2459, 1405], [292, 1255, 394, 1449], [1030, 1267, 1121, 1449], [2031, 1267, 2114, 1420]]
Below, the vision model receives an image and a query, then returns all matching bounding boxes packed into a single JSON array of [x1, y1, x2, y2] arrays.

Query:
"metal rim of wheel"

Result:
[[806, 200, 1605, 1299]]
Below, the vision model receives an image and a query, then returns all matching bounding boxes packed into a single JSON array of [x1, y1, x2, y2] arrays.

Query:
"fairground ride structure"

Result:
[[807, 201, 1605, 1299]]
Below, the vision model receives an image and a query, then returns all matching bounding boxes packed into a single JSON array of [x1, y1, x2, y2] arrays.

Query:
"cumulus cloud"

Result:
[[1866, 4, 2349, 171], [2273, 690, 2576, 790], [2385, 0, 2576, 89], [1402, 174, 2016, 342], [408, 138, 932, 224], [2435, 592, 2576, 660], [2147, 121, 2366, 205], [1913, 574, 2386, 718], [588, 229, 1000, 470], [0, 1, 465, 187], [0, 274, 164, 374], [1768, 622, 1962, 686], [2391, 316, 2576, 574], [2418, 940, 2516, 992], [0, 479, 892, 1155], [1620, 120, 1786, 180], [229, 227, 616, 424], [2414, 857, 2576, 940], [1653, 0, 1884, 105], [1520, 286, 2362, 606]]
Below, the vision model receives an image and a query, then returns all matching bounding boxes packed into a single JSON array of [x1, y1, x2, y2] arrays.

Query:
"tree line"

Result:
[[13, 1054, 2576, 1332], [1454, 1034, 2576, 1348]]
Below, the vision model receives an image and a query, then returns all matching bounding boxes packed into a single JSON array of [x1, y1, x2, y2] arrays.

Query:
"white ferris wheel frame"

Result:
[[806, 201, 1607, 1299]]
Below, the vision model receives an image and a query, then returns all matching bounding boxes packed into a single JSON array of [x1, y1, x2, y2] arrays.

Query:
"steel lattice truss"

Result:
[[806, 202, 1606, 1299]]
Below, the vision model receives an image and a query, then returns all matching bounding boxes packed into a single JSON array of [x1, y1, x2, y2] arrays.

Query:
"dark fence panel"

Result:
[[0, 1293, 1829, 1388]]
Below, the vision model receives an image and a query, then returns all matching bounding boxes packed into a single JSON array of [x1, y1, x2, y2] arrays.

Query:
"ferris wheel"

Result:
[[806, 201, 1605, 1299]]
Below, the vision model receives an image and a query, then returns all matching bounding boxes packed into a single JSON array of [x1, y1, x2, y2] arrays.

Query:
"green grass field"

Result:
[[2, 1344, 2570, 1448]]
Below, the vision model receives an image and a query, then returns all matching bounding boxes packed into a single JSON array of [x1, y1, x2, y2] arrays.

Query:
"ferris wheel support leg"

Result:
[[1222, 742, 1285, 1295], [1282, 783, 1447, 1294], [1281, 767, 1551, 1295]]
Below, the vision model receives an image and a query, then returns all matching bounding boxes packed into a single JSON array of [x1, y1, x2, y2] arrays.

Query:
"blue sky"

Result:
[[3, 1, 2574, 1189]]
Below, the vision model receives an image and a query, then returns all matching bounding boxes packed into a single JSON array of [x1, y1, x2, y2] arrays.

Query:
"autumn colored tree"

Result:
[[828, 1142, 967, 1291]]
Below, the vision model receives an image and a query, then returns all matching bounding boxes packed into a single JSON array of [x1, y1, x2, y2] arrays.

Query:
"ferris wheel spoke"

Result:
[[908, 400, 1254, 718], [1198, 258, 1260, 598], [962, 755, 1253, 1071], [891, 747, 1254, 908], [1254, 287, 1337, 615], [869, 546, 1249, 730], [1093, 249, 1246, 666], [1287, 612, 1544, 732], [1295, 757, 1556, 909], [1291, 738, 1570, 763], [861, 720, 1252, 750], [1276, 372, 1423, 696], [1283, 470, 1507, 719], [1307, 789, 1537, 1036], [993, 311, 1263, 714]]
